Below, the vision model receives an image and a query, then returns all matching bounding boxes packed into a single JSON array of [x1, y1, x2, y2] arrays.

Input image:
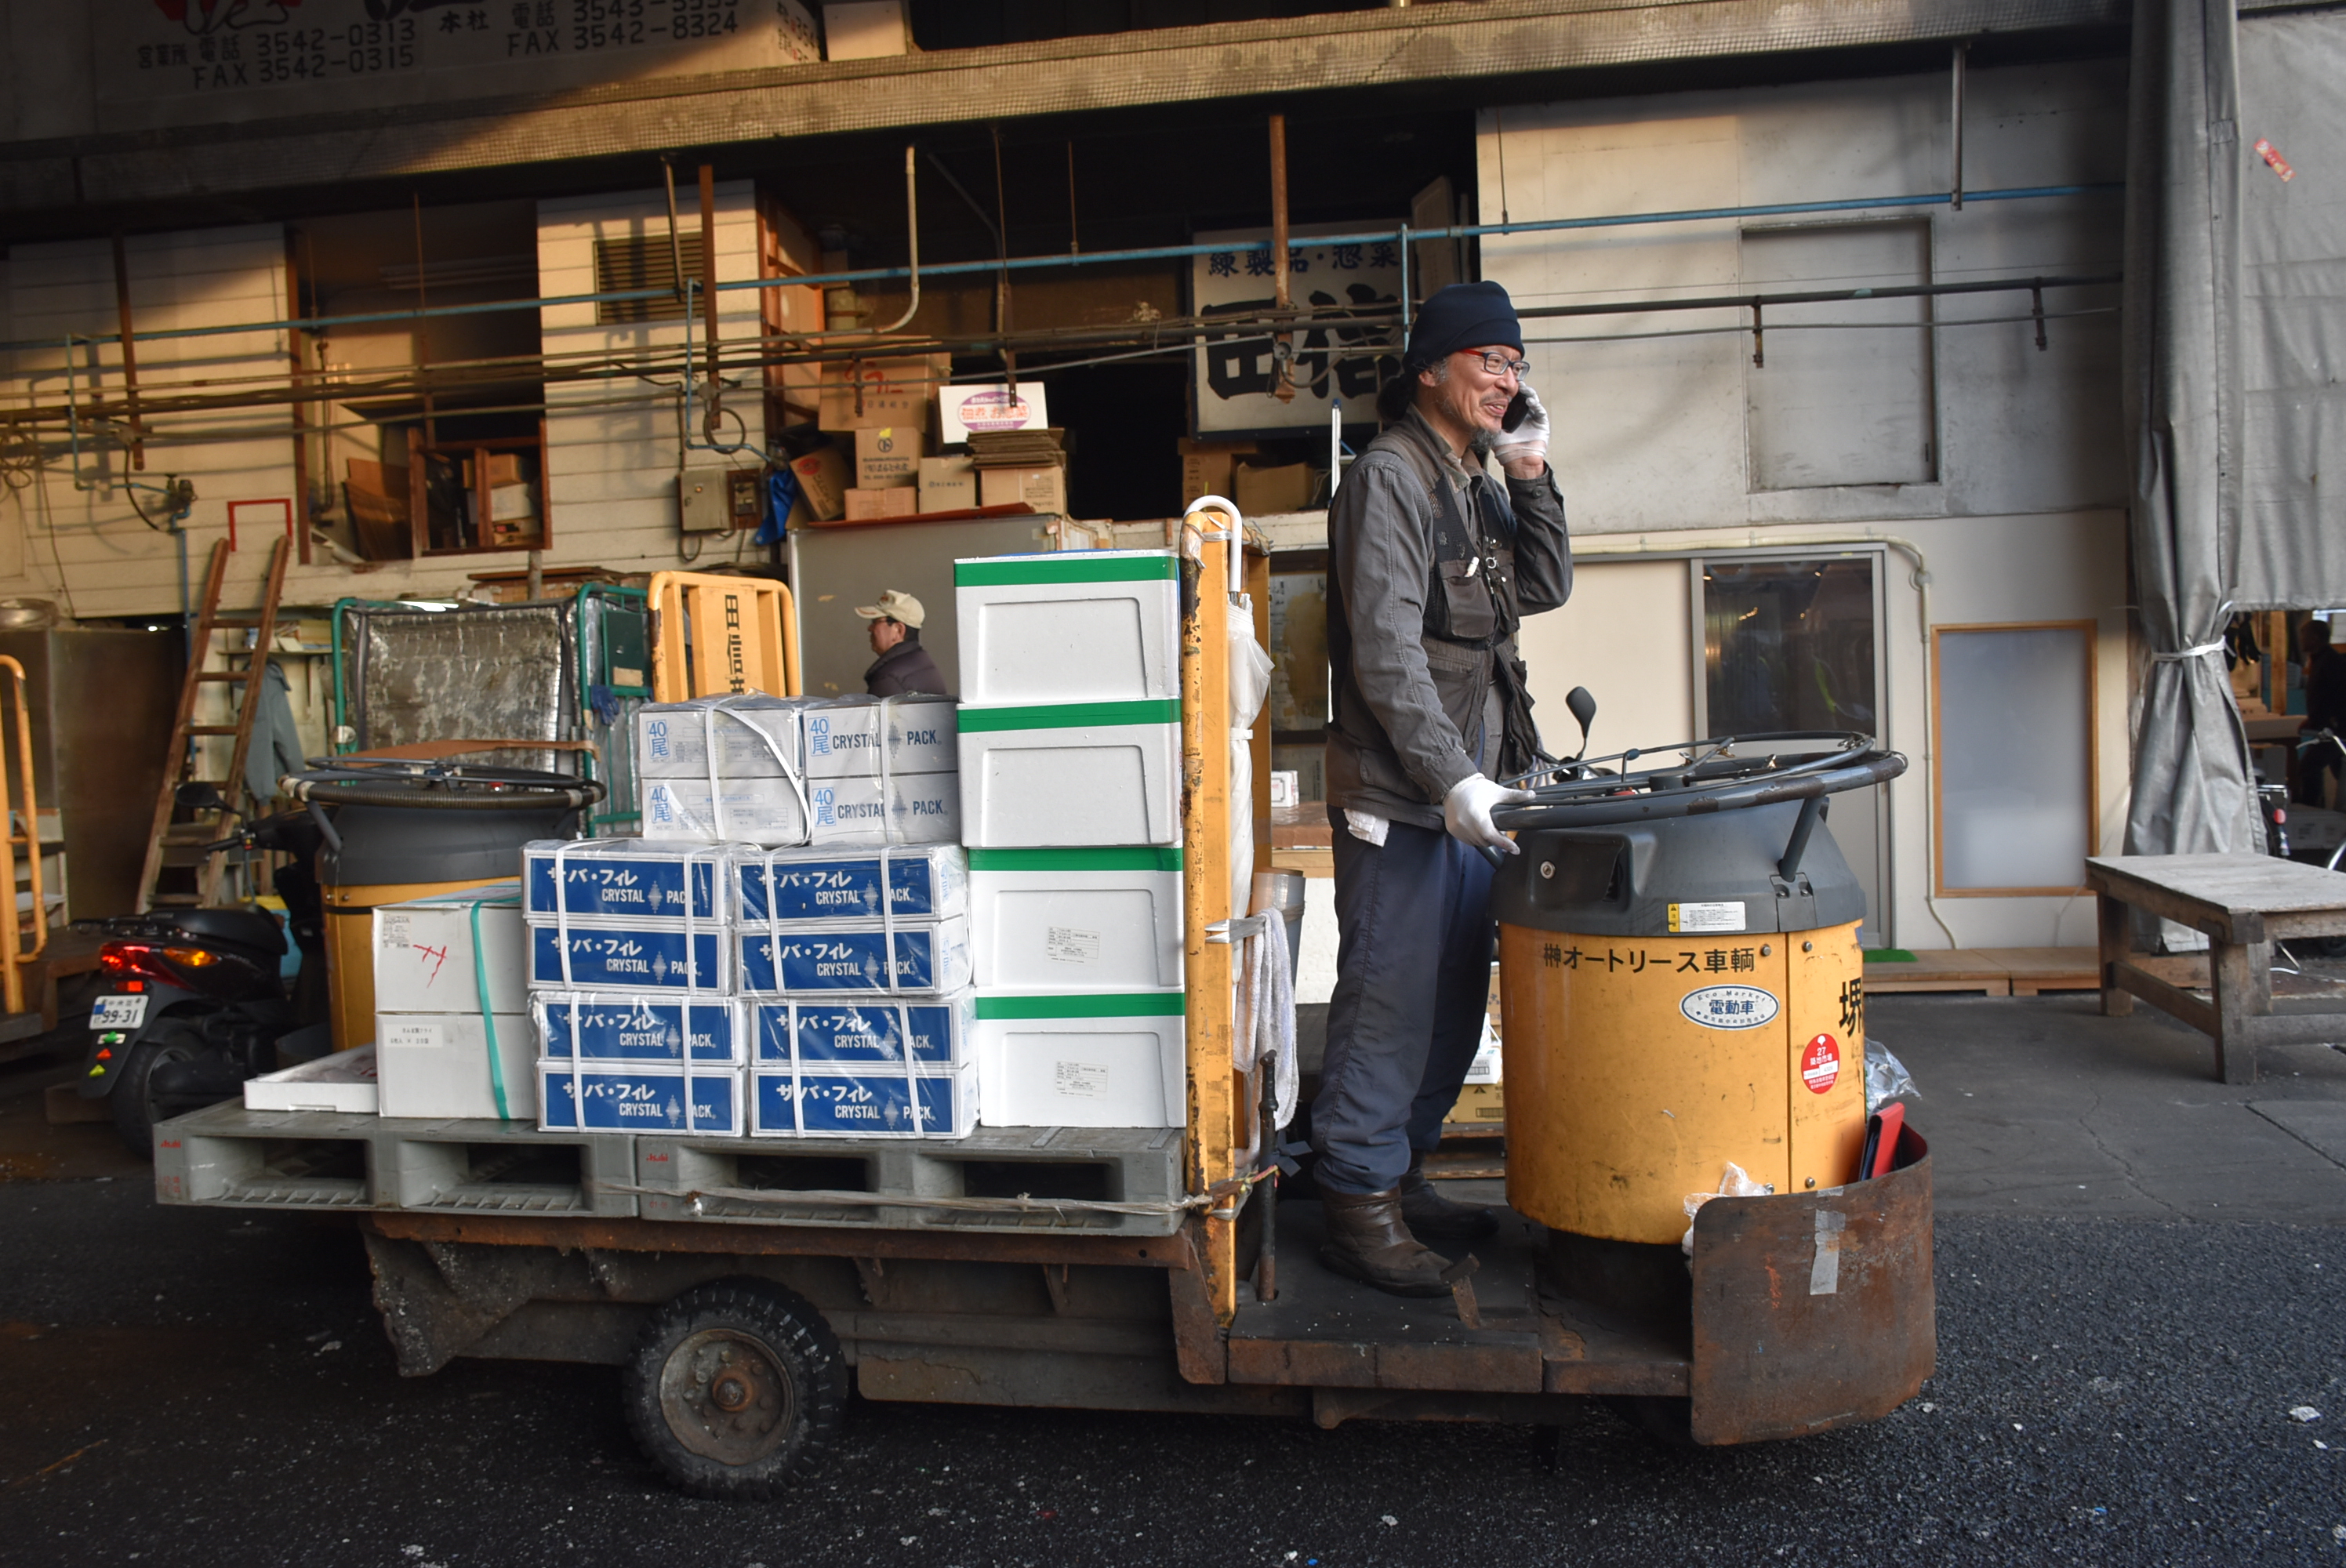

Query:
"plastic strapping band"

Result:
[[2152, 641, 2228, 662], [470, 895, 518, 1120]]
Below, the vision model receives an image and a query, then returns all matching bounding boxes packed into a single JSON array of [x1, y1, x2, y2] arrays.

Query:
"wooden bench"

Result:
[[2087, 853, 2346, 1083]]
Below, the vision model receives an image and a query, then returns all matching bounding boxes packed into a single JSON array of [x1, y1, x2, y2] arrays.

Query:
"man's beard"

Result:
[[1467, 426, 1498, 457]]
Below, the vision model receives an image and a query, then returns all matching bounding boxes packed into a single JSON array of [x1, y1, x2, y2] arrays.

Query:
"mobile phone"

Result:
[[1857, 1102, 1906, 1181], [1502, 390, 1530, 433]]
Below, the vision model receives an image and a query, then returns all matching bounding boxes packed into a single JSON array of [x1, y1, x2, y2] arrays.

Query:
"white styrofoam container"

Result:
[[376, 1012, 537, 1121], [533, 993, 748, 1064], [373, 885, 527, 1016], [538, 1062, 745, 1135], [953, 550, 1177, 706], [736, 915, 972, 996], [753, 993, 974, 1068], [244, 1044, 379, 1114], [957, 702, 1182, 847], [966, 847, 1184, 991], [801, 696, 958, 779], [752, 1062, 977, 1138], [528, 919, 732, 993], [641, 776, 808, 845], [525, 838, 728, 924], [636, 697, 804, 778], [734, 843, 968, 925], [973, 991, 1186, 1129]]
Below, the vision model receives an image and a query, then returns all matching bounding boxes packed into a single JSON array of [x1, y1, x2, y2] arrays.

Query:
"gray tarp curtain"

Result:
[[2120, 0, 2257, 863], [2232, 8, 2346, 607]]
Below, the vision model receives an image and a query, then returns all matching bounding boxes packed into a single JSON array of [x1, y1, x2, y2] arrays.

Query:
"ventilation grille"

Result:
[[594, 233, 705, 325]]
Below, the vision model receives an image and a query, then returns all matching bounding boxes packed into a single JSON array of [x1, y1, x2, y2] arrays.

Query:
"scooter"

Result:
[[78, 793, 328, 1157]]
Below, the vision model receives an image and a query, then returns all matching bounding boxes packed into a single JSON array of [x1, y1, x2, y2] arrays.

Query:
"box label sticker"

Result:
[[1054, 1061, 1109, 1098], [1800, 1033, 1841, 1094], [380, 913, 411, 945], [1046, 926, 1102, 965], [1668, 901, 1745, 934], [1678, 984, 1779, 1031], [383, 1019, 447, 1050]]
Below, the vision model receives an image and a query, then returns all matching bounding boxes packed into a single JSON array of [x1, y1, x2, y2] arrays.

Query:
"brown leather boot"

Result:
[[1399, 1152, 1498, 1240], [1318, 1185, 1455, 1298]]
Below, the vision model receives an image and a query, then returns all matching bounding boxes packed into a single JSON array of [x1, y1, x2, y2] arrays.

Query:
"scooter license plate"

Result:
[[90, 994, 148, 1030]]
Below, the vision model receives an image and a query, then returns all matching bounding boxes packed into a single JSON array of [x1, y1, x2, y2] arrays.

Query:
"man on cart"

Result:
[[1313, 280, 1574, 1296]]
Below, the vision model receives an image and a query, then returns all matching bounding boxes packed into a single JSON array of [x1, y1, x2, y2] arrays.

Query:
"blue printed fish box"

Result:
[[538, 1063, 744, 1134], [524, 840, 725, 923], [754, 995, 973, 1067], [534, 994, 746, 1063], [528, 922, 730, 993], [735, 844, 967, 924], [735, 916, 971, 996], [750, 1063, 978, 1138]]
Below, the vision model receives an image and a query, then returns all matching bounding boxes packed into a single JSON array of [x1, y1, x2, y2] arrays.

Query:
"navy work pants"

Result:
[[1309, 814, 1496, 1196]]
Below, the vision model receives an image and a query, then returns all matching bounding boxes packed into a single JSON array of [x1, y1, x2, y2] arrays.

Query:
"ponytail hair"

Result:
[[1375, 365, 1419, 424]]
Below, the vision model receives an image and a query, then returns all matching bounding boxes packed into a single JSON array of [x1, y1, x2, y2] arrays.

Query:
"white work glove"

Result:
[[1491, 383, 1550, 477], [1444, 772, 1534, 854]]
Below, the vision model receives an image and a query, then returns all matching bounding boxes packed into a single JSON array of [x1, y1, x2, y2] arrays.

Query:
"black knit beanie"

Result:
[[1403, 281, 1523, 370]]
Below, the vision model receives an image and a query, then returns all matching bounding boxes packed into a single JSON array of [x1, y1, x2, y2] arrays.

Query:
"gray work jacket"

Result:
[[1324, 408, 1574, 827]]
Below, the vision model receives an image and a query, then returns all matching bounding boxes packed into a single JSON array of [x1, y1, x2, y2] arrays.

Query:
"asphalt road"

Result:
[[2, 996, 2344, 1566]]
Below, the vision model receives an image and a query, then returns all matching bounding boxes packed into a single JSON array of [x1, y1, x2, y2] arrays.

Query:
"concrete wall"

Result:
[[1487, 60, 2132, 950]]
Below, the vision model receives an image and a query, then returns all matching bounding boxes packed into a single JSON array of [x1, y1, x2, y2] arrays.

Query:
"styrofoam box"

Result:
[[735, 844, 968, 925], [641, 777, 808, 846], [534, 993, 747, 1064], [374, 885, 526, 1015], [377, 1012, 537, 1121], [807, 775, 960, 845], [244, 1043, 378, 1114], [736, 916, 973, 996], [953, 550, 1178, 706], [967, 847, 1184, 991], [957, 702, 1182, 848], [637, 698, 803, 778], [801, 696, 957, 779], [754, 994, 973, 1067], [525, 839, 725, 923], [528, 920, 731, 993], [974, 991, 1186, 1129], [539, 1062, 745, 1135], [752, 1063, 978, 1138]]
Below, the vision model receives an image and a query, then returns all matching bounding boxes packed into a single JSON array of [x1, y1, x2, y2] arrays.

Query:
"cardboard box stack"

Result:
[[637, 694, 961, 848], [734, 843, 979, 1136], [524, 840, 746, 1135], [371, 884, 536, 1122], [954, 550, 1186, 1127], [510, 694, 979, 1139], [967, 429, 1068, 517]]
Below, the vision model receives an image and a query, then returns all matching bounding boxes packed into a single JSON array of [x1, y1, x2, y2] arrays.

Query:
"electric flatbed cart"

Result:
[[153, 521, 1933, 1496]]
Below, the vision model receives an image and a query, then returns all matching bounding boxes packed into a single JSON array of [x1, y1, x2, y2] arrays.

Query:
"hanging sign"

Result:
[[1190, 222, 1404, 437]]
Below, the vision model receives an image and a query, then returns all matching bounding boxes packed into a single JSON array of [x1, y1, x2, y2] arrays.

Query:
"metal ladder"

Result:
[[136, 536, 291, 911]]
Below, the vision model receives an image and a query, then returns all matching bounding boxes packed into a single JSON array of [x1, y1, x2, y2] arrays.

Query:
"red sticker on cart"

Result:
[[1801, 1033, 1841, 1094]]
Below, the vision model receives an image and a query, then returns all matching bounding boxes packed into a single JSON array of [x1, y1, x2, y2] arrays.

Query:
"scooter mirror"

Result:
[[1565, 686, 1598, 757]]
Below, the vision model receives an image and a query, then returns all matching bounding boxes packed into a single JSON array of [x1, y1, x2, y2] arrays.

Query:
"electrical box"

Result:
[[679, 469, 768, 534], [680, 471, 730, 534]]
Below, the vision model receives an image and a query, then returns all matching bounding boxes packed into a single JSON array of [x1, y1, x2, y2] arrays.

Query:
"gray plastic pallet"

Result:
[[154, 1105, 1189, 1236], [155, 1102, 636, 1218], [636, 1125, 1188, 1236]]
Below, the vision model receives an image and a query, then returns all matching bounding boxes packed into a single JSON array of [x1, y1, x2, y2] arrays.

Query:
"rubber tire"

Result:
[[622, 1278, 845, 1500], [111, 1025, 202, 1160]]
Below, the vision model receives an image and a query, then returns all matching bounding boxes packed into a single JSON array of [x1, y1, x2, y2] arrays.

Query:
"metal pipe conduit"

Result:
[[0, 183, 2118, 357]]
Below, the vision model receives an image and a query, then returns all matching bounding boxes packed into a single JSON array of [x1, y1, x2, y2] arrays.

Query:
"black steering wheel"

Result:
[[281, 757, 606, 813], [1493, 731, 1905, 832]]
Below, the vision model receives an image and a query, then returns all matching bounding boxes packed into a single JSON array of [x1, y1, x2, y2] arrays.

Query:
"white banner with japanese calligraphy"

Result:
[[1190, 223, 1404, 437], [93, 0, 817, 129]]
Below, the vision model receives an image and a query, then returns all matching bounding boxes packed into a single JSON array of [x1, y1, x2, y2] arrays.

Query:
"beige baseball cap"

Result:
[[853, 589, 924, 628]]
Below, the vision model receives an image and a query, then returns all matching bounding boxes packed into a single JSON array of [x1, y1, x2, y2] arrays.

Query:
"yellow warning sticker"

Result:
[[1668, 900, 1745, 935]]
